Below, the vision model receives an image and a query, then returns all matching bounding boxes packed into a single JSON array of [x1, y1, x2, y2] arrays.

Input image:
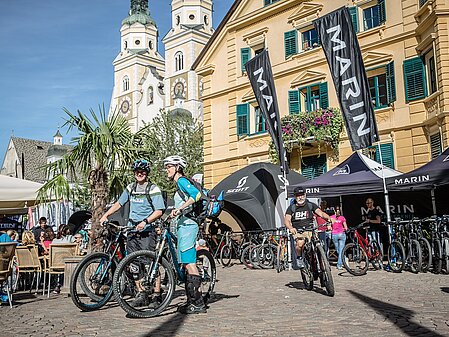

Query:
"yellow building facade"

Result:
[[193, 0, 449, 188]]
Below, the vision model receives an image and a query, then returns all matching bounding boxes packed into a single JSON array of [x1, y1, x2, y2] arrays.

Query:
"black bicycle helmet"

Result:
[[132, 159, 151, 172]]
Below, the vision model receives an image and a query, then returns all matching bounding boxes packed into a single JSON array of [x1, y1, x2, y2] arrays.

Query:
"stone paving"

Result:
[[1, 263, 449, 337]]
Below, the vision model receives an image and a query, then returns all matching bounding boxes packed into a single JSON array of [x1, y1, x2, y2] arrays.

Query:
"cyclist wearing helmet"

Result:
[[163, 155, 207, 314], [100, 159, 165, 308], [284, 186, 335, 269]]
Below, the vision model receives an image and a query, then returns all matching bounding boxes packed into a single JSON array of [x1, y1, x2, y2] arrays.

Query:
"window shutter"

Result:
[[378, 0, 386, 24], [241, 48, 251, 71], [288, 90, 300, 114], [284, 30, 297, 58], [236, 103, 249, 136], [348, 7, 359, 33], [386, 61, 396, 104], [301, 155, 327, 180], [430, 133, 442, 159], [374, 143, 395, 169], [403, 57, 427, 102], [319, 82, 329, 109]]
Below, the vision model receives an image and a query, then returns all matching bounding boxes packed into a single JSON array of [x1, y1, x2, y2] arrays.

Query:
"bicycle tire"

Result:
[[70, 252, 116, 311], [196, 249, 217, 303], [112, 250, 175, 318], [442, 238, 449, 274], [419, 238, 432, 273], [220, 244, 233, 267], [256, 244, 275, 269], [316, 245, 334, 297], [276, 244, 287, 273], [241, 244, 256, 269], [369, 240, 383, 270], [409, 239, 422, 273], [342, 243, 368, 276], [432, 238, 443, 274], [239, 242, 252, 264], [300, 267, 313, 290], [249, 244, 261, 269], [387, 241, 405, 273]]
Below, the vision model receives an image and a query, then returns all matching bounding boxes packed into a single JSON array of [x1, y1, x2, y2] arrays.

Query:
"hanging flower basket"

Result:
[[269, 107, 344, 163]]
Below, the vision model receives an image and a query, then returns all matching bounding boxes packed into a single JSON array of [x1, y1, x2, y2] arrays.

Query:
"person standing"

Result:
[[364, 197, 383, 251], [316, 200, 331, 258], [100, 159, 164, 308], [32, 217, 52, 242], [331, 206, 348, 270], [163, 155, 207, 314]]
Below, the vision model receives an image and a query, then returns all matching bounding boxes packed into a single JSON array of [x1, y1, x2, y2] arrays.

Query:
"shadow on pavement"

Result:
[[348, 290, 445, 337], [206, 292, 240, 304], [285, 281, 328, 296], [440, 287, 449, 293], [141, 311, 187, 337]]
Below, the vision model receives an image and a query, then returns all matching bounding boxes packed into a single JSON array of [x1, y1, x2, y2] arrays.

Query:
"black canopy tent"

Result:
[[210, 162, 307, 231], [288, 152, 401, 197]]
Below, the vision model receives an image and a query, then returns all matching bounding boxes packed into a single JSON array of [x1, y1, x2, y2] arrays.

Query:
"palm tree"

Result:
[[38, 105, 149, 237]]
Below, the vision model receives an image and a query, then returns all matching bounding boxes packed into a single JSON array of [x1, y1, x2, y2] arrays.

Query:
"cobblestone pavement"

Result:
[[2, 263, 449, 337]]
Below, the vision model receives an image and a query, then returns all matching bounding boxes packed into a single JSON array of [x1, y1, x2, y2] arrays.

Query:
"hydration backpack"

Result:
[[127, 181, 167, 212]]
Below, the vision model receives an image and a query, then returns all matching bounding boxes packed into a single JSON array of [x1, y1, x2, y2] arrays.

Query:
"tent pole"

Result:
[[431, 187, 437, 215], [283, 169, 293, 270], [377, 142, 392, 246]]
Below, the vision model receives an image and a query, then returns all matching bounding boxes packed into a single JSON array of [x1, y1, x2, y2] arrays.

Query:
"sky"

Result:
[[0, 0, 233, 162]]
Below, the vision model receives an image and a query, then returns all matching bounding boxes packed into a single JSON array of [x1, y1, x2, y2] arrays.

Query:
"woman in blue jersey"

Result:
[[163, 155, 207, 314]]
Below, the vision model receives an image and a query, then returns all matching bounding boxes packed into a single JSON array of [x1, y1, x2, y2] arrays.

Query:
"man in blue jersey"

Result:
[[163, 155, 207, 314], [100, 159, 165, 308]]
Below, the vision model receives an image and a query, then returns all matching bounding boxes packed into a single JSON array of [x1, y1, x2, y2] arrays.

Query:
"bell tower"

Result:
[[163, 0, 214, 120], [109, 0, 165, 131]]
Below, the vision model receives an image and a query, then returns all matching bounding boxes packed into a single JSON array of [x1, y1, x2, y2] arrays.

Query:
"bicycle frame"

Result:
[[352, 228, 374, 260]]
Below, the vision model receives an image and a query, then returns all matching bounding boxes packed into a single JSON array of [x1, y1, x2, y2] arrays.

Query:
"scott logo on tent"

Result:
[[227, 176, 250, 193], [333, 164, 350, 176]]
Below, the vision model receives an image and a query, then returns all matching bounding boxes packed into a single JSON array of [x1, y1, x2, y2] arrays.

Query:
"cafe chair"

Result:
[[14, 245, 41, 293], [0, 243, 17, 307]]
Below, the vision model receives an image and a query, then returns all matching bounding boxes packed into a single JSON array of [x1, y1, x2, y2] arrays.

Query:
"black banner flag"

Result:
[[314, 7, 379, 151], [245, 49, 289, 173]]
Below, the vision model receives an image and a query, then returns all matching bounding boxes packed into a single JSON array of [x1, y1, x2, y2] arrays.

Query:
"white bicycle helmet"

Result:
[[163, 155, 187, 169]]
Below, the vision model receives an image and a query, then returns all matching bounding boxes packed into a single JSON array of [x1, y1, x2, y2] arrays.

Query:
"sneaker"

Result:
[[297, 257, 305, 269], [180, 302, 207, 314], [148, 295, 162, 309], [53, 286, 61, 294], [336, 266, 343, 270], [130, 291, 149, 307]]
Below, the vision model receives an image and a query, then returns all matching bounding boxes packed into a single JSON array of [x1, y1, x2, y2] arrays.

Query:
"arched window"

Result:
[[204, 15, 209, 25], [122, 76, 129, 92], [176, 15, 180, 26], [149, 40, 153, 50], [175, 52, 184, 72], [147, 86, 154, 105], [124, 41, 128, 50]]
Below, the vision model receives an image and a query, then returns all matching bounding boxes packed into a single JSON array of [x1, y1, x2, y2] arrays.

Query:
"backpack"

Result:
[[177, 177, 224, 220], [127, 181, 167, 213]]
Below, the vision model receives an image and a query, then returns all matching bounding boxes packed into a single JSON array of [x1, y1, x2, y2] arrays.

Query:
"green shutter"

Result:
[[348, 7, 359, 33], [430, 133, 442, 159], [241, 48, 251, 72], [284, 30, 298, 58], [403, 57, 427, 102], [378, 0, 386, 24], [319, 82, 329, 109], [301, 155, 327, 180], [236, 103, 249, 136], [288, 90, 300, 114], [374, 143, 394, 169], [386, 61, 396, 104]]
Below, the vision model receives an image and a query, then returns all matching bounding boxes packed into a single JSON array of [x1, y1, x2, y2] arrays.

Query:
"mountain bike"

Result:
[[275, 229, 289, 273], [298, 224, 335, 297], [396, 220, 422, 273], [112, 215, 216, 318], [386, 220, 406, 273], [437, 215, 449, 274], [342, 223, 383, 276], [219, 231, 247, 267], [69, 221, 134, 311]]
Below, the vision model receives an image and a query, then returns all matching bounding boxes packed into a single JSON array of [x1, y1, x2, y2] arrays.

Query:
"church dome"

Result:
[[122, 13, 156, 27]]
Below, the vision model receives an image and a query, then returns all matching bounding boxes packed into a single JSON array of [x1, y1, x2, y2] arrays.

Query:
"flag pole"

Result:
[[377, 141, 392, 247]]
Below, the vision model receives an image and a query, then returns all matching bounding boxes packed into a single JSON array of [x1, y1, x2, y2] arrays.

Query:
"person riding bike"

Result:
[[163, 155, 207, 314], [284, 186, 335, 269], [100, 159, 165, 308]]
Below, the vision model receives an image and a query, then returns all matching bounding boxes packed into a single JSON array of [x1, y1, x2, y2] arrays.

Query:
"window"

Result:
[[241, 47, 251, 71], [428, 56, 437, 94], [403, 57, 427, 102], [204, 15, 209, 25], [237, 104, 249, 136], [149, 40, 153, 50], [175, 52, 184, 71], [363, 0, 386, 30], [189, 14, 195, 20], [294, 82, 328, 113], [302, 29, 319, 50], [176, 15, 180, 25], [365, 143, 395, 169], [124, 41, 128, 50], [419, 0, 428, 7], [254, 107, 266, 133], [301, 155, 327, 180], [348, 7, 359, 33], [430, 133, 442, 159], [368, 72, 388, 109], [122, 76, 129, 92], [284, 30, 297, 58], [264, 0, 279, 6], [147, 86, 154, 105]]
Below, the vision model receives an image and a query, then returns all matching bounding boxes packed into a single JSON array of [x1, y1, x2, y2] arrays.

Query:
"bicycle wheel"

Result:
[[408, 239, 422, 273], [387, 241, 405, 273], [220, 244, 233, 267], [369, 240, 383, 270], [276, 244, 287, 273], [241, 244, 256, 269], [70, 252, 116, 311], [256, 244, 275, 269], [432, 238, 442, 274], [249, 245, 261, 269], [112, 250, 175, 318], [316, 245, 334, 297], [342, 243, 368, 276], [442, 239, 449, 274], [419, 238, 432, 273], [196, 249, 216, 303], [300, 267, 313, 290]]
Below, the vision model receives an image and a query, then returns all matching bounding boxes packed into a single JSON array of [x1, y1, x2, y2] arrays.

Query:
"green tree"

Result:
[[38, 106, 149, 235]]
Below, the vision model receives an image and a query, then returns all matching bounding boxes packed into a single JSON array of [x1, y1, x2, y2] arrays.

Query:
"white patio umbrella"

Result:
[[0, 175, 43, 213]]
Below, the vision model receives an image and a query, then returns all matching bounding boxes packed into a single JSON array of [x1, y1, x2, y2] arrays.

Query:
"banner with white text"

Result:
[[245, 49, 289, 173], [314, 7, 379, 151]]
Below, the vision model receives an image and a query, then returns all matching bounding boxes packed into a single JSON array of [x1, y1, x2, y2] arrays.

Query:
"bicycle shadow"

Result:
[[441, 287, 449, 293], [285, 281, 328, 296], [141, 311, 187, 337], [348, 290, 446, 337]]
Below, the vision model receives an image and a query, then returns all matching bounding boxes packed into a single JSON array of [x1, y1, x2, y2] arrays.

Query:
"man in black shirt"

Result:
[[32, 217, 52, 242], [364, 197, 383, 251], [285, 186, 334, 268]]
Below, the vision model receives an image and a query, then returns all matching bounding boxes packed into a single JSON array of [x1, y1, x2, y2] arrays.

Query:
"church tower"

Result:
[[163, 0, 214, 120], [109, 0, 165, 131]]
